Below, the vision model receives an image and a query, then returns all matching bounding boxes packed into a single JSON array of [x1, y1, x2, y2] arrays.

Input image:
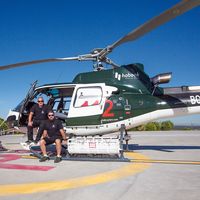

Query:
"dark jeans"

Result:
[[27, 120, 44, 142]]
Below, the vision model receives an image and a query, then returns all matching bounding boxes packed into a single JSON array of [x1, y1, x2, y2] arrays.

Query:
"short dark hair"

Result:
[[37, 97, 44, 101], [48, 110, 54, 115], [37, 97, 44, 102]]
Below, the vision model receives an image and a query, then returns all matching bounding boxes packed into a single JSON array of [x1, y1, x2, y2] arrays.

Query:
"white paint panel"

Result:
[[68, 83, 106, 118], [68, 84, 118, 118], [188, 86, 200, 91], [66, 106, 200, 135]]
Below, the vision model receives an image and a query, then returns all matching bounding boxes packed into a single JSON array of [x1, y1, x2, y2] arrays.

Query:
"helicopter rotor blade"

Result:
[[99, 0, 200, 58], [0, 55, 96, 71], [1, 0, 199, 71]]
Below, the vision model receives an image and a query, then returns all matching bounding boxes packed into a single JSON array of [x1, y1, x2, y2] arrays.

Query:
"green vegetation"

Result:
[[130, 120, 174, 131], [183, 127, 192, 130], [0, 117, 8, 131], [145, 122, 157, 131], [161, 120, 174, 130]]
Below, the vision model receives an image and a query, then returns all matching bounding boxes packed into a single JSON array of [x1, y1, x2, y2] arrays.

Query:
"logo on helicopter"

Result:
[[190, 95, 200, 105], [115, 72, 138, 81]]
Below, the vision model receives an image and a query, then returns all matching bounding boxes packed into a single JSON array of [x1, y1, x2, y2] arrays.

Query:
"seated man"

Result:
[[39, 111, 67, 163]]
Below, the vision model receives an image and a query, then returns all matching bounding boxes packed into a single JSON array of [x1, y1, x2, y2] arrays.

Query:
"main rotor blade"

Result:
[[0, 57, 76, 71], [0, 56, 95, 71], [99, 0, 200, 58]]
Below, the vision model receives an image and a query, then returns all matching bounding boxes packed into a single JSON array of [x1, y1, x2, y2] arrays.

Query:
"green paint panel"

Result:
[[73, 64, 152, 94], [66, 115, 101, 126]]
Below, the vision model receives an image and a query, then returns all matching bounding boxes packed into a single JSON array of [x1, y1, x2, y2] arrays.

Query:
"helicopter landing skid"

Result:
[[29, 146, 129, 162], [63, 154, 129, 162], [30, 125, 129, 162], [65, 124, 128, 161]]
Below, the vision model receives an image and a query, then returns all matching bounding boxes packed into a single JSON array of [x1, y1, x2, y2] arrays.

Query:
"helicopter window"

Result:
[[51, 97, 71, 114], [52, 101, 60, 111], [74, 87, 102, 108], [48, 88, 59, 97]]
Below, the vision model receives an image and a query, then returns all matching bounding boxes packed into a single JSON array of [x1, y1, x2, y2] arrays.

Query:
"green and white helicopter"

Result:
[[0, 0, 200, 157]]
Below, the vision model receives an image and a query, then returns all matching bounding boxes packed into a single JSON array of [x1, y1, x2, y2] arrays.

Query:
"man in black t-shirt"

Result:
[[27, 97, 50, 144], [39, 111, 67, 163]]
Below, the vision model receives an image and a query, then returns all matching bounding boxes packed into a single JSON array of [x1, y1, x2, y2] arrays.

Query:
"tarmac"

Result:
[[0, 131, 200, 200]]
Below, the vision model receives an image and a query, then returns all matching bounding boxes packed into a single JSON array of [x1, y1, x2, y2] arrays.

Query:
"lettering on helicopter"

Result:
[[102, 100, 115, 117], [101, 99, 119, 123], [190, 95, 200, 105], [114, 72, 138, 81]]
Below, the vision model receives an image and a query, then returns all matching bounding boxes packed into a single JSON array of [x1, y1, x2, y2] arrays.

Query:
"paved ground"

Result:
[[0, 131, 200, 200]]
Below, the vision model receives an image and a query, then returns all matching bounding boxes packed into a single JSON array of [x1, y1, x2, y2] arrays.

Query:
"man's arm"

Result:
[[28, 112, 34, 126], [60, 129, 67, 141], [28, 104, 36, 126], [42, 130, 48, 138]]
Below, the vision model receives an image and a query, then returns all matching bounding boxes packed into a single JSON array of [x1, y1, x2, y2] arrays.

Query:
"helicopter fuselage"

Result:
[[7, 64, 200, 136]]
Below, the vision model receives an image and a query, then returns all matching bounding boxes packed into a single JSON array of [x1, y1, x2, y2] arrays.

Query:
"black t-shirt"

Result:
[[42, 119, 63, 137], [30, 104, 50, 121]]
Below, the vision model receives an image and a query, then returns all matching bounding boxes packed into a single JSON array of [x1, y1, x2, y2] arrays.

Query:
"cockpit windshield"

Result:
[[32, 85, 75, 115]]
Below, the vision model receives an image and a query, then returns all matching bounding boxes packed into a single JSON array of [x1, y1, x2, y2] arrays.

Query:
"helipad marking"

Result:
[[21, 155, 37, 159], [131, 158, 200, 165], [0, 152, 151, 196], [0, 154, 54, 171]]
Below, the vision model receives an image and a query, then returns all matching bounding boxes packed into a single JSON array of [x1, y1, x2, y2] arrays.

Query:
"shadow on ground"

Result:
[[124, 144, 200, 152]]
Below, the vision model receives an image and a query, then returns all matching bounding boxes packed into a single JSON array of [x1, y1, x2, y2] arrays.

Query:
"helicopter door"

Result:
[[68, 84, 106, 118], [7, 80, 38, 127], [21, 80, 38, 110], [18, 80, 38, 124]]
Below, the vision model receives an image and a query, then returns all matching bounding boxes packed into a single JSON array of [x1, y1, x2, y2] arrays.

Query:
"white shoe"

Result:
[[20, 142, 30, 150]]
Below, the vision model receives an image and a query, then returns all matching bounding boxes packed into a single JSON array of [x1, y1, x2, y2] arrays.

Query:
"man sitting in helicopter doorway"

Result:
[[26, 97, 50, 144], [39, 111, 67, 163]]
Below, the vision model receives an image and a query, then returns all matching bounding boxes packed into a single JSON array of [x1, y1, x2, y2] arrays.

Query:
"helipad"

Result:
[[0, 131, 200, 200]]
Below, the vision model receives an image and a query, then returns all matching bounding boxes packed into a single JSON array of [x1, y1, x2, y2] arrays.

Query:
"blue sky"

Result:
[[0, 0, 199, 125]]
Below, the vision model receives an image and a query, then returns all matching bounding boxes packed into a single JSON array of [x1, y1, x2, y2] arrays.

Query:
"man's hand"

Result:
[[28, 121, 33, 126], [62, 140, 67, 145]]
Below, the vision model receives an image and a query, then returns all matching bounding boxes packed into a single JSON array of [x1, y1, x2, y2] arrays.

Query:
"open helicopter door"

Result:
[[67, 83, 118, 120], [7, 80, 38, 128]]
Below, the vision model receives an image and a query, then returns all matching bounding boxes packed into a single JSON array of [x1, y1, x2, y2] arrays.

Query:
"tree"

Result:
[[129, 120, 174, 131], [136, 124, 146, 131], [161, 121, 174, 130], [145, 122, 157, 131], [153, 122, 161, 131], [0, 117, 8, 130]]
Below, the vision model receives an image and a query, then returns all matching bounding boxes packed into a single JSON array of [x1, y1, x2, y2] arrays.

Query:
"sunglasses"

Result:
[[38, 100, 44, 102], [48, 114, 54, 117]]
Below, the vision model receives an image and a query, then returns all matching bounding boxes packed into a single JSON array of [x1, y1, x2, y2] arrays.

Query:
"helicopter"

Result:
[[0, 0, 200, 157]]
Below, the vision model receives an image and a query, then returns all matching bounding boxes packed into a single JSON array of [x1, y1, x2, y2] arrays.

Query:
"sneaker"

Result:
[[20, 142, 31, 150], [39, 156, 50, 162], [33, 140, 40, 145], [0, 142, 7, 151], [54, 156, 62, 163], [25, 140, 34, 145]]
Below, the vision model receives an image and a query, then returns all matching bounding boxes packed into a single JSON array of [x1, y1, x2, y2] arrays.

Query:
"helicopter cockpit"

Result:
[[7, 83, 76, 127], [28, 84, 75, 121], [7, 81, 117, 128]]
